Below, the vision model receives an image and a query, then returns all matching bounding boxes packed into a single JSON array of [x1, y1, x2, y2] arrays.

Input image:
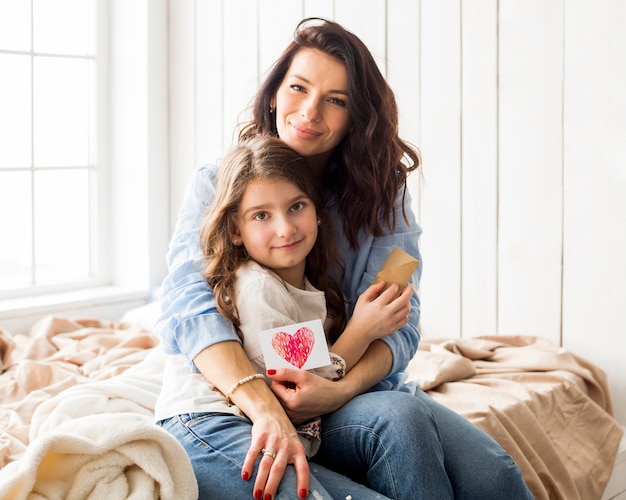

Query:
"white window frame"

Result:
[[0, 0, 170, 334]]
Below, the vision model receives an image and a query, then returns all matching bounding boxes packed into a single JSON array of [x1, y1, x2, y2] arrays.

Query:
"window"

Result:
[[0, 0, 103, 299], [0, 1, 169, 334]]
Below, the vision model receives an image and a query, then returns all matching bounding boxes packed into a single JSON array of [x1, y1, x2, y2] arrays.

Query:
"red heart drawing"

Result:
[[271, 327, 315, 369]]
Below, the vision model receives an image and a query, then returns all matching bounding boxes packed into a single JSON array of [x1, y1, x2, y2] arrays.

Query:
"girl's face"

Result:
[[233, 177, 318, 288], [273, 48, 351, 169]]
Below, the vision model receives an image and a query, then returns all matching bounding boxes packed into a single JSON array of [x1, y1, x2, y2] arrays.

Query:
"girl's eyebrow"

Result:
[[289, 74, 349, 96], [240, 194, 310, 217]]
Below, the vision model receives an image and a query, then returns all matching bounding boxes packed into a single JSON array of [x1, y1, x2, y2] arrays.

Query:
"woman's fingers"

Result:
[[248, 446, 310, 500]]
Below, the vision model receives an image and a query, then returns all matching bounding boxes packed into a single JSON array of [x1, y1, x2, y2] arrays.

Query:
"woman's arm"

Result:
[[154, 163, 243, 360], [194, 341, 310, 500]]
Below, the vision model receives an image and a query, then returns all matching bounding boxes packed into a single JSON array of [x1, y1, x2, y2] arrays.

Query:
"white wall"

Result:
[[168, 0, 626, 424]]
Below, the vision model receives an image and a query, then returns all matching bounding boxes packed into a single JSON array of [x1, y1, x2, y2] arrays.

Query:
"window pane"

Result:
[[34, 169, 90, 284], [0, 1, 31, 51], [33, 0, 94, 56], [0, 54, 32, 168], [34, 57, 91, 167], [0, 172, 32, 290]]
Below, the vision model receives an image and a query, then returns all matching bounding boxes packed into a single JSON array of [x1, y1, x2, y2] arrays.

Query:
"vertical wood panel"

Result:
[[334, 0, 387, 76], [222, 0, 258, 147], [167, 0, 196, 228], [498, 0, 563, 344], [195, 0, 223, 164], [258, 1, 303, 78], [460, 0, 498, 336], [419, 0, 462, 338], [387, 0, 422, 220], [562, 0, 626, 424], [304, 0, 334, 20]]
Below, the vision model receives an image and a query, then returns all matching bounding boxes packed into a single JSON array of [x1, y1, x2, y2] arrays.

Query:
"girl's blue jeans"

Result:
[[158, 389, 533, 499]]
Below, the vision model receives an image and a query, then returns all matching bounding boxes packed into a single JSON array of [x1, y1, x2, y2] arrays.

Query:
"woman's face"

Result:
[[273, 48, 351, 166]]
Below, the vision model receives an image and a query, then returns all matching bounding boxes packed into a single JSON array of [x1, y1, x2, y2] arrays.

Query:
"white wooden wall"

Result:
[[168, 0, 626, 424]]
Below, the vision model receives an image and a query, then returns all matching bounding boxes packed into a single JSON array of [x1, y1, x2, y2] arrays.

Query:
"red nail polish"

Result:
[[254, 490, 262, 500], [264, 494, 272, 500], [242, 470, 249, 480], [299, 489, 308, 498], [267, 369, 276, 375]]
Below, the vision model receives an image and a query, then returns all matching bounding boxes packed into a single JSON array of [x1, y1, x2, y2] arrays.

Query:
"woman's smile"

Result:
[[274, 48, 351, 160]]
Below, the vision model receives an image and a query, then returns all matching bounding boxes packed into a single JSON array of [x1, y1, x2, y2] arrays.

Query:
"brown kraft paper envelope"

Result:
[[372, 246, 420, 299]]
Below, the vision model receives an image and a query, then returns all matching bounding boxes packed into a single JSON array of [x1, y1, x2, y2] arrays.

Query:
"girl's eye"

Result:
[[290, 201, 304, 212], [253, 212, 269, 221]]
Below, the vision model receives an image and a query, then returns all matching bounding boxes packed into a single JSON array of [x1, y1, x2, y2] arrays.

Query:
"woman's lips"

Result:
[[290, 122, 322, 139]]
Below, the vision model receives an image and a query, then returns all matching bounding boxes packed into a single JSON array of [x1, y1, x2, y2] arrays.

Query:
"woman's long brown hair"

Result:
[[239, 18, 421, 248], [200, 136, 347, 343]]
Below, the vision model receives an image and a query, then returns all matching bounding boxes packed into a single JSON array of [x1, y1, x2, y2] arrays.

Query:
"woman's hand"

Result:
[[194, 342, 310, 500], [267, 368, 351, 424], [242, 413, 310, 500], [268, 340, 395, 424]]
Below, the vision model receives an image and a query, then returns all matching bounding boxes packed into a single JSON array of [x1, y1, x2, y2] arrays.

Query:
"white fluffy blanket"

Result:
[[0, 320, 197, 500]]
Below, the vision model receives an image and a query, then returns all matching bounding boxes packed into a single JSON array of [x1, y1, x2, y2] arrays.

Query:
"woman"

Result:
[[156, 18, 532, 500]]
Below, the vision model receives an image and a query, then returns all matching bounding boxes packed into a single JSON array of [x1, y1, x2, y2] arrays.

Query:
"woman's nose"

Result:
[[301, 97, 321, 122]]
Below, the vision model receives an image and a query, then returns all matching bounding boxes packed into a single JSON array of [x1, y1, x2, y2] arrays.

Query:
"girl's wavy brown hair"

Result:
[[200, 136, 347, 343], [239, 18, 421, 248]]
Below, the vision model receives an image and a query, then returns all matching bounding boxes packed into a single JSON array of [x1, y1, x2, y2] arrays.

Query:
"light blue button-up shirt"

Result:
[[155, 162, 423, 391]]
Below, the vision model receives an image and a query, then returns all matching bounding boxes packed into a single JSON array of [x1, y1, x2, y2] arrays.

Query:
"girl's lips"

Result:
[[290, 122, 322, 139], [275, 238, 303, 250]]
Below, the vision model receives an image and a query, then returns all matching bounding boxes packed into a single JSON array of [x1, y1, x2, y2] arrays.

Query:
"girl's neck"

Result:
[[273, 267, 306, 290]]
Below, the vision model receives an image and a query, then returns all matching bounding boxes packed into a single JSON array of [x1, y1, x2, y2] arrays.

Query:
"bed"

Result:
[[0, 308, 623, 500]]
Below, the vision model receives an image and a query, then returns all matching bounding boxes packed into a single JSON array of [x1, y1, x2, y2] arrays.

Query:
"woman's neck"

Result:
[[305, 152, 332, 179]]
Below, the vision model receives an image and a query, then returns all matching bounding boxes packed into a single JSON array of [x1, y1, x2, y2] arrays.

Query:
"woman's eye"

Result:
[[329, 97, 347, 107], [291, 202, 304, 212], [253, 212, 268, 221], [290, 84, 305, 92]]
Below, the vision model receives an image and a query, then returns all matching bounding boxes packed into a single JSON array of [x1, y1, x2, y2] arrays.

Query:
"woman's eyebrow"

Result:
[[289, 74, 348, 96]]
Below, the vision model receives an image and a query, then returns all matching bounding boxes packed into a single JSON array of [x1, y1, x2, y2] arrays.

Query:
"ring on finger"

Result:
[[261, 448, 276, 460]]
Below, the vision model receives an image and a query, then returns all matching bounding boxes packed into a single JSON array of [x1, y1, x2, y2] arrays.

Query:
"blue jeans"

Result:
[[159, 390, 532, 499]]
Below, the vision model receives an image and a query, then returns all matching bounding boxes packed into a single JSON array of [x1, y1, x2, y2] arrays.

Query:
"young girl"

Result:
[[155, 136, 413, 495]]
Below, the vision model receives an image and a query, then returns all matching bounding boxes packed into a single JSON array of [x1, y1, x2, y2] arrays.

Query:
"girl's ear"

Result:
[[230, 229, 242, 246]]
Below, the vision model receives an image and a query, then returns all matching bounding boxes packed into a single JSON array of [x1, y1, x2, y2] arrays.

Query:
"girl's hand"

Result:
[[241, 413, 310, 500], [350, 281, 413, 343]]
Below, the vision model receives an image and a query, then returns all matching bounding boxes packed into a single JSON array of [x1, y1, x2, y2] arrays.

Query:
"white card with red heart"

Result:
[[259, 319, 331, 370]]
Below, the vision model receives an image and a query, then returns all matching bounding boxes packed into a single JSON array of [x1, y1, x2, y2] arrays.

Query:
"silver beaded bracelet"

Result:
[[225, 373, 265, 406]]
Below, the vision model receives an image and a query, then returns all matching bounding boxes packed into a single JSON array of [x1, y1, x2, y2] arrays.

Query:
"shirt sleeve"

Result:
[[345, 186, 423, 390], [154, 163, 240, 362]]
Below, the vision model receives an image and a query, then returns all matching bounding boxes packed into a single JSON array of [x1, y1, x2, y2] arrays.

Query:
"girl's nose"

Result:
[[275, 216, 297, 237]]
